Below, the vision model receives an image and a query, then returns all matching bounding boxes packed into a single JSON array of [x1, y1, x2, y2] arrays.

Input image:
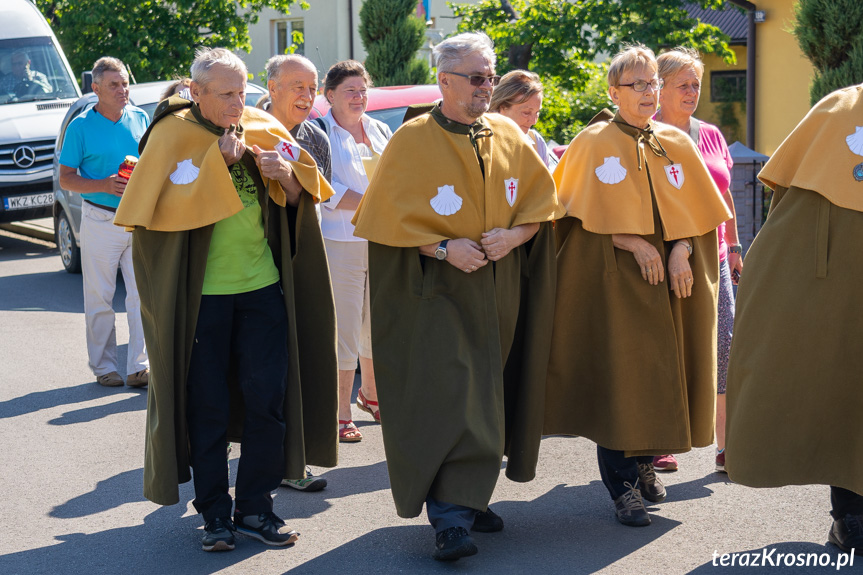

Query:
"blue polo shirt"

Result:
[[59, 105, 149, 209]]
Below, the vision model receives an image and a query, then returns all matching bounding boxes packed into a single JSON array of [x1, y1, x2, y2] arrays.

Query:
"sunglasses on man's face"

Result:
[[447, 71, 501, 87]]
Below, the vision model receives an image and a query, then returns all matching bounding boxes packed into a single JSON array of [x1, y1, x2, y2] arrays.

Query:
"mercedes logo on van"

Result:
[[13, 146, 36, 169]]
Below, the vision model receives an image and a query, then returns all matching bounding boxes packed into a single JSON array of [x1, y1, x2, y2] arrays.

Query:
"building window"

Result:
[[711, 70, 746, 102], [274, 19, 304, 56]]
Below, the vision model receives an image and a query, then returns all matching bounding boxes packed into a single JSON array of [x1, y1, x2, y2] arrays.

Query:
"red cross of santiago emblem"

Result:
[[276, 139, 300, 162], [504, 177, 518, 207], [664, 163, 684, 189]]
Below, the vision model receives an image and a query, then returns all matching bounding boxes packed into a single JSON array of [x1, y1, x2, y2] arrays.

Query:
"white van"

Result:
[[0, 0, 80, 224]]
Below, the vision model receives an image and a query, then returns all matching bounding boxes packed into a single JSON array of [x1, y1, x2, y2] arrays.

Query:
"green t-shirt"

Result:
[[201, 161, 280, 295]]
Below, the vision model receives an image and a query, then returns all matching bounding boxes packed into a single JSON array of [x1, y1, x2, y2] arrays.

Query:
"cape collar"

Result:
[[610, 111, 671, 170], [430, 104, 493, 140]]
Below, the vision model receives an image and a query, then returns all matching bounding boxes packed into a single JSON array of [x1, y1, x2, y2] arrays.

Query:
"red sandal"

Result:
[[338, 420, 363, 443], [356, 389, 381, 423]]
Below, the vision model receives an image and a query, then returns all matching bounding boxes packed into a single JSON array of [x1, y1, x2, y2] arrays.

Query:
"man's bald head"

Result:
[[266, 55, 317, 86], [266, 55, 319, 130]]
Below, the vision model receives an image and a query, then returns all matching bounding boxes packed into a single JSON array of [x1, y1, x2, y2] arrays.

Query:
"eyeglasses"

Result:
[[447, 71, 501, 87], [618, 78, 664, 92]]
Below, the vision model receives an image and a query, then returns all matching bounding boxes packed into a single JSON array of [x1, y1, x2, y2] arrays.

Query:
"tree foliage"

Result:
[[37, 0, 308, 83], [359, 0, 431, 86], [793, 0, 863, 104], [450, 0, 736, 142]]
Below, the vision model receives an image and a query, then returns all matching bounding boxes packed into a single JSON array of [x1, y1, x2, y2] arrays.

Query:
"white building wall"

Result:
[[242, 0, 477, 87]]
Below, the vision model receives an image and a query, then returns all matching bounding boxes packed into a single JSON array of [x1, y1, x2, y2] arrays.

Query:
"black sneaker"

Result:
[[613, 482, 651, 527], [637, 463, 667, 503], [234, 511, 299, 546], [472, 507, 504, 533], [201, 517, 236, 552], [433, 526, 478, 561], [828, 514, 863, 556]]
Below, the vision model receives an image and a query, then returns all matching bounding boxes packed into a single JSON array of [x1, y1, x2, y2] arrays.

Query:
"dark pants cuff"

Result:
[[831, 486, 863, 519]]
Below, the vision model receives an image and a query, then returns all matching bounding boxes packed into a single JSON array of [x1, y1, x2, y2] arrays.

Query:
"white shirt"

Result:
[[320, 111, 392, 241]]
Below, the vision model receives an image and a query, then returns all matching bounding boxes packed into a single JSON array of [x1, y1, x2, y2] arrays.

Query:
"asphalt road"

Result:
[[1, 228, 860, 575]]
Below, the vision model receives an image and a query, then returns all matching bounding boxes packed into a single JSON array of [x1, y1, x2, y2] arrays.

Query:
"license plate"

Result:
[[3, 192, 54, 211]]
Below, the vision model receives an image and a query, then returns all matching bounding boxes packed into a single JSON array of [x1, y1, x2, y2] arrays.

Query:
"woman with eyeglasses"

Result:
[[650, 48, 744, 476], [319, 60, 392, 442], [488, 70, 558, 170], [545, 45, 731, 527]]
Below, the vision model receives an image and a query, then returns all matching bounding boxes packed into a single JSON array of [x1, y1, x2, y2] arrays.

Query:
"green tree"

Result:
[[359, 0, 431, 85], [37, 0, 308, 83], [793, 0, 863, 104], [450, 0, 736, 142]]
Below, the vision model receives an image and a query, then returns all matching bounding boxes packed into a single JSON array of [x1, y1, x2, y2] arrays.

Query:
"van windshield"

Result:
[[0, 37, 78, 105]]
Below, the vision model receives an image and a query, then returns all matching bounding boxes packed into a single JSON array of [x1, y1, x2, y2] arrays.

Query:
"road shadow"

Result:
[[286, 481, 683, 574], [50, 468, 149, 519], [0, 376, 144, 422], [0, 269, 83, 313], [274, 460, 391, 521], [689, 541, 863, 573], [662, 472, 731, 503], [0, 267, 130, 314], [0, 231, 57, 262], [1, 496, 302, 575]]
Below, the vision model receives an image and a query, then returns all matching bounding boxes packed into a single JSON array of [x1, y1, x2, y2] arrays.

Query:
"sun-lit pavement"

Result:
[[1, 229, 860, 575]]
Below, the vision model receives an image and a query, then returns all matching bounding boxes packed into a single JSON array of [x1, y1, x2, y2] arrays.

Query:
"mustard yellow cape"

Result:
[[554, 112, 730, 240], [115, 105, 333, 231], [759, 84, 863, 212], [352, 113, 563, 246]]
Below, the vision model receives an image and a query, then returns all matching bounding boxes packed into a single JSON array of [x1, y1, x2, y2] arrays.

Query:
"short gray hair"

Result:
[[657, 47, 705, 83], [433, 32, 496, 74], [607, 44, 657, 87], [92, 56, 126, 85], [266, 54, 317, 84], [190, 48, 247, 86]]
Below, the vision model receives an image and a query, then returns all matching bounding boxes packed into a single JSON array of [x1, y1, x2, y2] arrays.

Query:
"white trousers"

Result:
[[324, 238, 372, 371], [80, 201, 148, 376]]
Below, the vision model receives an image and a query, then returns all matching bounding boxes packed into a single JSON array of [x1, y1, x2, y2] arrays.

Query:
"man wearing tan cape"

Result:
[[726, 85, 863, 556], [114, 48, 338, 552], [352, 32, 563, 561]]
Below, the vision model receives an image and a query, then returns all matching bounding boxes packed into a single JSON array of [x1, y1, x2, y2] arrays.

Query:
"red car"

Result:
[[310, 84, 442, 132]]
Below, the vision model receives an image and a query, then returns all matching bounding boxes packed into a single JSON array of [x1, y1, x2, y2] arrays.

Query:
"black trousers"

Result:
[[831, 486, 863, 519], [597, 445, 654, 500], [425, 496, 477, 533], [186, 282, 289, 522]]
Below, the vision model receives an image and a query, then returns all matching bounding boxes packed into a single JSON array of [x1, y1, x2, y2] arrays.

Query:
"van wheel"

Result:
[[56, 210, 81, 274]]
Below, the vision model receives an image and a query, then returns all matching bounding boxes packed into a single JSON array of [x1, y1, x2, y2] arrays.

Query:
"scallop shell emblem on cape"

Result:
[[169, 159, 200, 185], [846, 126, 863, 156], [430, 185, 462, 216], [595, 156, 627, 185]]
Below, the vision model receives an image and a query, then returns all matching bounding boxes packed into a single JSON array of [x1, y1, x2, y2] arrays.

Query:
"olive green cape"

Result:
[[130, 102, 338, 506], [356, 107, 560, 517], [368, 223, 557, 517], [545, 116, 719, 455], [725, 185, 863, 494]]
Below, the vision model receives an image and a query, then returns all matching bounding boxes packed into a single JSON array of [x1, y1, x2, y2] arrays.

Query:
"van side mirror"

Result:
[[81, 71, 93, 94]]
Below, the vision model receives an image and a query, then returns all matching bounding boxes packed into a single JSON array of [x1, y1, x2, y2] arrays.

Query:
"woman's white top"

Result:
[[320, 110, 392, 241]]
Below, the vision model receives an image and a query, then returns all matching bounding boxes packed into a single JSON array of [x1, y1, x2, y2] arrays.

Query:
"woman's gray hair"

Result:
[[607, 43, 657, 87], [657, 47, 705, 82], [190, 48, 247, 87], [433, 32, 496, 74]]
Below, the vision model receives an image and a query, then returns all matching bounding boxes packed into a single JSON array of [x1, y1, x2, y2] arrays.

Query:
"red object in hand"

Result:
[[117, 155, 138, 181]]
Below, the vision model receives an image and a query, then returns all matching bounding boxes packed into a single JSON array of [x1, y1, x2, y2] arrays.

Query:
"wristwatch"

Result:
[[728, 244, 743, 255], [434, 239, 449, 260], [676, 240, 693, 256]]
